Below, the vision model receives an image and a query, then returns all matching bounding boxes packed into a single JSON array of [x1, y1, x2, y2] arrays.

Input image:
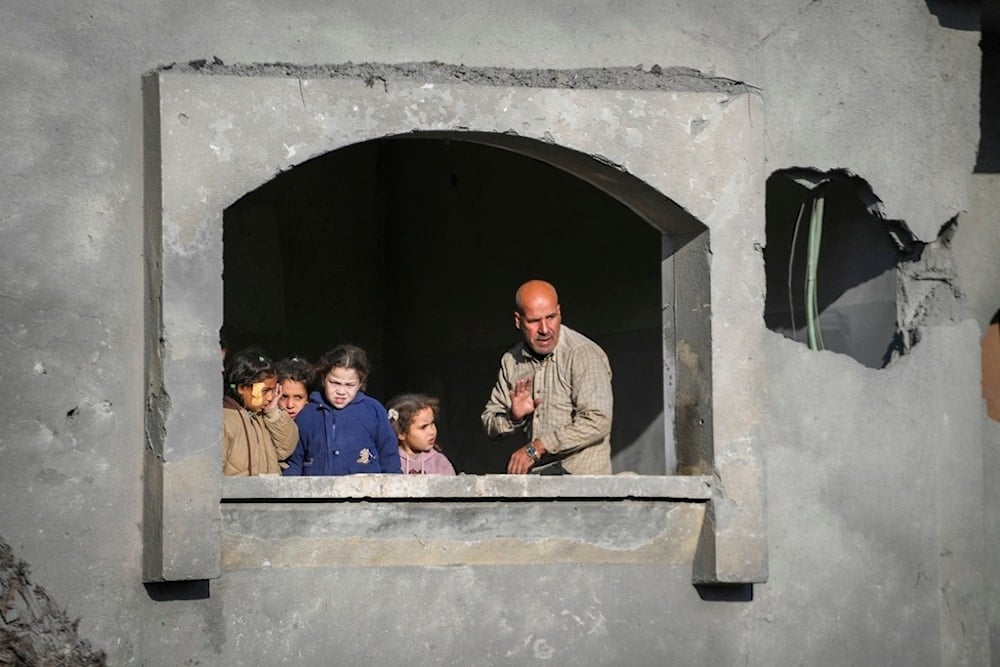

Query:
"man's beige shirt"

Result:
[[481, 325, 613, 474]]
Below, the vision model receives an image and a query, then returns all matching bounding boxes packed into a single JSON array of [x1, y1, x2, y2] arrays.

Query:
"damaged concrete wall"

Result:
[[0, 1, 991, 665], [0, 537, 106, 666]]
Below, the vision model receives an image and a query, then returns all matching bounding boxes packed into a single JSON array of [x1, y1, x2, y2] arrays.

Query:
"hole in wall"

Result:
[[222, 134, 679, 475], [763, 169, 906, 368]]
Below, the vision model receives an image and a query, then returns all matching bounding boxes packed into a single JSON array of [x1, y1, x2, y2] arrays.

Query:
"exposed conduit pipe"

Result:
[[805, 196, 825, 351], [787, 201, 807, 342]]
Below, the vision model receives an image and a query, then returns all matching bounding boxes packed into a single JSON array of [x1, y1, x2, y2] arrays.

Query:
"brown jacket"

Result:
[[223, 396, 299, 476]]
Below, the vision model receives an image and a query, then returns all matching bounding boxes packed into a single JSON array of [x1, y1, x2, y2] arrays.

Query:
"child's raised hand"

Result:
[[265, 381, 283, 413]]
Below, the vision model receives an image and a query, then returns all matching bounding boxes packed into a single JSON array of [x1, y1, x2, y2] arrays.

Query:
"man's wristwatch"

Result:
[[525, 444, 540, 462]]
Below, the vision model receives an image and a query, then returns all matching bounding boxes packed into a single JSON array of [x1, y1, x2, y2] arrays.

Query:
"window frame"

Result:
[[142, 67, 767, 585]]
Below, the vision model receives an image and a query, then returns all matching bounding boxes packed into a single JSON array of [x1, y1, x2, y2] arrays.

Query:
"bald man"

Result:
[[481, 280, 613, 475]]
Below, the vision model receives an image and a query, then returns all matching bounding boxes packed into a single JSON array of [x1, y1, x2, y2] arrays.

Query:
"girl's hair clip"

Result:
[[258, 355, 267, 363], [229, 383, 236, 390], [387, 408, 399, 421]]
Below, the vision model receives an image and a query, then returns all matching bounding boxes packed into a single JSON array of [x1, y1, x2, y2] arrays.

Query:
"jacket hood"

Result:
[[399, 448, 450, 474]]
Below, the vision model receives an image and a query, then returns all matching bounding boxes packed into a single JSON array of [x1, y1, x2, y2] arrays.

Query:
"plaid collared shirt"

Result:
[[482, 325, 613, 474]]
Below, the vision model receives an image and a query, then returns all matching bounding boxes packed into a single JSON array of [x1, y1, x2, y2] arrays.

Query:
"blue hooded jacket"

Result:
[[284, 390, 401, 475]]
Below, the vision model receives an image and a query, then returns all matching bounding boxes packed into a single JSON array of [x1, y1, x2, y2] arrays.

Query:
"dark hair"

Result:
[[275, 355, 313, 390], [386, 393, 441, 449], [224, 347, 276, 402], [315, 344, 370, 388]]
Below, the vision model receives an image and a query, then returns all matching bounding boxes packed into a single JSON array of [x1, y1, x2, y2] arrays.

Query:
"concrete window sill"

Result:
[[220, 476, 713, 570], [221, 473, 713, 502]]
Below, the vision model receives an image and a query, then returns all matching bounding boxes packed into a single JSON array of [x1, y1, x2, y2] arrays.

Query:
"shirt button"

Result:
[[334, 450, 340, 455]]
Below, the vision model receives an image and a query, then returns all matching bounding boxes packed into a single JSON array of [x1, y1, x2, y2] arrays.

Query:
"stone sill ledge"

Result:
[[222, 474, 713, 502]]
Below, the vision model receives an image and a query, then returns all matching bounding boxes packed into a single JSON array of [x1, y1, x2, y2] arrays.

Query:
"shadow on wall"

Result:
[[924, 0, 981, 31], [222, 136, 668, 474], [143, 580, 210, 602], [925, 3, 999, 173], [977, 30, 1000, 173], [694, 583, 754, 602]]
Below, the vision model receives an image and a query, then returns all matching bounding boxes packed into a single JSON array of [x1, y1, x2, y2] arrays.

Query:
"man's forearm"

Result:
[[537, 407, 610, 454], [482, 384, 518, 438]]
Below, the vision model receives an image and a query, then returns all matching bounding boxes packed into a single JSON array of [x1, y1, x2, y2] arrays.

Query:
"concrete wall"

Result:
[[0, 1, 992, 665]]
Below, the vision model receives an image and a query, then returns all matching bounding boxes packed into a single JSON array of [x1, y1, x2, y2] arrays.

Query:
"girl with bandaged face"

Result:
[[222, 347, 299, 476]]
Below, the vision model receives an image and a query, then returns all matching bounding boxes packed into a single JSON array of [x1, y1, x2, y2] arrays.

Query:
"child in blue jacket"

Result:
[[284, 344, 401, 475]]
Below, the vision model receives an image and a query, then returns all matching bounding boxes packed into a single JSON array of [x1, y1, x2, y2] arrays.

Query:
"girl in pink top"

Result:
[[386, 394, 457, 475]]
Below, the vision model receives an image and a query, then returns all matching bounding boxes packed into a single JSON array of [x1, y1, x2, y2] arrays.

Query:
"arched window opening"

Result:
[[223, 134, 687, 474]]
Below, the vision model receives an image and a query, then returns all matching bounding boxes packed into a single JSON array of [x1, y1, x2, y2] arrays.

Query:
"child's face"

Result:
[[323, 367, 361, 409], [236, 376, 277, 413], [278, 379, 309, 419], [399, 407, 438, 455]]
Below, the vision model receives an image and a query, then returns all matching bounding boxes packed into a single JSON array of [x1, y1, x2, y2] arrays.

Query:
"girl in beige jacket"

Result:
[[223, 347, 299, 476]]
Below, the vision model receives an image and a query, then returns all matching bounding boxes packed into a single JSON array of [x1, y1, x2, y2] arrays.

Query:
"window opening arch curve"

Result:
[[222, 130, 711, 476]]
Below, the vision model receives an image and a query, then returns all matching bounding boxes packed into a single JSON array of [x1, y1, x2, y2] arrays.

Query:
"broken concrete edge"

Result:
[[142, 72, 166, 462], [774, 166, 919, 248], [220, 473, 714, 501], [153, 60, 757, 95]]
